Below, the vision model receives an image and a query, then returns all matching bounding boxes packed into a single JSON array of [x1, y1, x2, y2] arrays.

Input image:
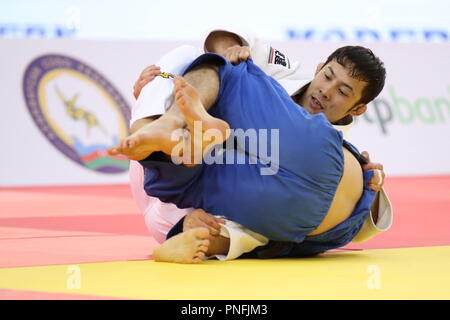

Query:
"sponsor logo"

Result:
[[0, 23, 77, 38], [170, 121, 280, 176], [286, 28, 449, 42], [355, 86, 450, 134], [268, 47, 291, 68], [157, 72, 175, 79], [22, 54, 130, 173]]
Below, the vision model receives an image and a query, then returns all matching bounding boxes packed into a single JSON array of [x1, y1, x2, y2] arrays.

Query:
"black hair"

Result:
[[324, 46, 386, 105]]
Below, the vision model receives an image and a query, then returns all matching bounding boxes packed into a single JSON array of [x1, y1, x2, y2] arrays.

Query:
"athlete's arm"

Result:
[[361, 151, 385, 193], [183, 209, 226, 236]]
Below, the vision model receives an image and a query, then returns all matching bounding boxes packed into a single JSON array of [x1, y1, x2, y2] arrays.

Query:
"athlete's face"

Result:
[[299, 60, 368, 123]]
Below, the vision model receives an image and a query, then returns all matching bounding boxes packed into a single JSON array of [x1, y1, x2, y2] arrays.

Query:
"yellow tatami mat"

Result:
[[1, 246, 449, 300]]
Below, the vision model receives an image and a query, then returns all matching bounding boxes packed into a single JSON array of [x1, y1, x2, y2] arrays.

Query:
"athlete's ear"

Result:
[[315, 62, 325, 75], [349, 104, 367, 116]]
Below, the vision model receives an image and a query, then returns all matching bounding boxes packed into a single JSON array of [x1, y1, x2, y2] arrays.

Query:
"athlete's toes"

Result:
[[195, 251, 206, 260], [107, 146, 116, 155], [126, 138, 135, 149], [174, 90, 185, 103], [198, 239, 210, 249], [174, 76, 187, 87], [192, 257, 203, 263], [195, 227, 210, 239]]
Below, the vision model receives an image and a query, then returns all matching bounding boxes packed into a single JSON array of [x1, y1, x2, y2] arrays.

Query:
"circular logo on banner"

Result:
[[22, 54, 130, 174]]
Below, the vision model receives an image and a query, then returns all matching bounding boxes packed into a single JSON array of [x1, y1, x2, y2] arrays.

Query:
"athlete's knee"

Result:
[[184, 63, 219, 81]]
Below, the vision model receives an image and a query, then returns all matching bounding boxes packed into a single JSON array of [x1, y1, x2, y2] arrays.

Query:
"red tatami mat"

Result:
[[0, 235, 156, 268], [0, 185, 157, 268], [0, 289, 125, 300], [1, 176, 450, 268]]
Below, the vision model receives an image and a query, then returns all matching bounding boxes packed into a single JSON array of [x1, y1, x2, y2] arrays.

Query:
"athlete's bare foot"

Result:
[[173, 76, 230, 164], [153, 227, 211, 264], [108, 114, 186, 161], [182, 209, 230, 256], [109, 76, 230, 163]]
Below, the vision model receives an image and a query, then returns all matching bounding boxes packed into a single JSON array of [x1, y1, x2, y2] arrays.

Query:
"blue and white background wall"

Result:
[[1, 0, 449, 186]]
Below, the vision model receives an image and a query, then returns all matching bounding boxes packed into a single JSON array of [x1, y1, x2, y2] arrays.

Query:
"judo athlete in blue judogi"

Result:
[[129, 53, 377, 260]]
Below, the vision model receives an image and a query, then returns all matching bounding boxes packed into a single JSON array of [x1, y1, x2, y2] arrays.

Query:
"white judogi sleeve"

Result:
[[130, 45, 201, 125], [352, 188, 393, 243], [203, 28, 310, 95]]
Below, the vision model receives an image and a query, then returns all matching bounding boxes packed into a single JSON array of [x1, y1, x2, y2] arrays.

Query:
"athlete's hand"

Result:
[[133, 64, 161, 99], [222, 45, 251, 65], [361, 151, 385, 192], [183, 209, 226, 237]]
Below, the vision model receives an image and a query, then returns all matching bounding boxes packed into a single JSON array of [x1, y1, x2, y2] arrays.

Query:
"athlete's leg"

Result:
[[126, 46, 202, 242], [153, 214, 268, 264], [181, 210, 269, 261], [153, 227, 231, 264], [109, 64, 230, 162]]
